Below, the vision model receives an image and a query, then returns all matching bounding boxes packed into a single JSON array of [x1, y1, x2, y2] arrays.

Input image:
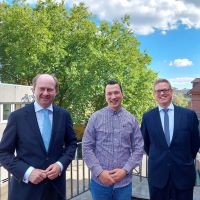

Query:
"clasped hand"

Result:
[[28, 163, 61, 184], [98, 168, 127, 186]]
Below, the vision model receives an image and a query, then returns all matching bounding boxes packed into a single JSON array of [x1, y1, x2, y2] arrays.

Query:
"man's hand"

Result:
[[109, 168, 127, 182], [29, 169, 46, 184], [98, 170, 115, 185], [45, 163, 61, 180]]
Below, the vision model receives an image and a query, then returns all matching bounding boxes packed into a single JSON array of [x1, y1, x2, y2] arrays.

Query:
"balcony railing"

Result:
[[1, 143, 200, 200], [0, 142, 90, 200]]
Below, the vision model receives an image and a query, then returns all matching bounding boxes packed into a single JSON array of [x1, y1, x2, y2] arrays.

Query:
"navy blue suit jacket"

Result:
[[0, 103, 77, 200], [141, 105, 200, 189]]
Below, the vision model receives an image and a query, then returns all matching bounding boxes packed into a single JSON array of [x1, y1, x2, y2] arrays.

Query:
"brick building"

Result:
[[188, 78, 200, 118]]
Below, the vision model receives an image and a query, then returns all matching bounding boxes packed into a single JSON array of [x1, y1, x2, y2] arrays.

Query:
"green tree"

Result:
[[173, 89, 190, 107], [0, 0, 157, 123]]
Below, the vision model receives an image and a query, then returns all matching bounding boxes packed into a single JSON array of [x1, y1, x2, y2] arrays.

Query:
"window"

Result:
[[3, 104, 11, 120], [0, 104, 15, 123]]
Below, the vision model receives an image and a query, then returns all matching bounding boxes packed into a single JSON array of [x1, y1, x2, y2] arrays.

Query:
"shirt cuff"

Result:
[[23, 166, 34, 183], [92, 166, 103, 178], [122, 167, 129, 175], [56, 161, 63, 172], [123, 165, 132, 175]]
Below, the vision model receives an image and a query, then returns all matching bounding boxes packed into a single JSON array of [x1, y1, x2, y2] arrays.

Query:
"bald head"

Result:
[[32, 74, 59, 92], [32, 74, 58, 108]]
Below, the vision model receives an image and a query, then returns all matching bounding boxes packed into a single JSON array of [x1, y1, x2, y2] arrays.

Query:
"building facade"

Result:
[[188, 78, 200, 119], [0, 83, 33, 138]]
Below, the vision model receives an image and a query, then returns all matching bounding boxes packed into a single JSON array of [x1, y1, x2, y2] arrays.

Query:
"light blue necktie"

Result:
[[163, 109, 170, 146], [42, 109, 52, 151]]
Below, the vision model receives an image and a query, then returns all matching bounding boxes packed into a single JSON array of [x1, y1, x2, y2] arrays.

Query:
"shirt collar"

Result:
[[106, 106, 122, 115], [34, 101, 53, 113], [158, 103, 174, 111]]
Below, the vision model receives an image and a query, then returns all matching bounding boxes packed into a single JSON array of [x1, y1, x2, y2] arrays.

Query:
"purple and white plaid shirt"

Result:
[[82, 106, 144, 188]]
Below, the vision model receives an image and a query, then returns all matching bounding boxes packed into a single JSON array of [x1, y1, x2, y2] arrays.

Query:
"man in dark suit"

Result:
[[0, 74, 77, 200], [141, 78, 200, 200]]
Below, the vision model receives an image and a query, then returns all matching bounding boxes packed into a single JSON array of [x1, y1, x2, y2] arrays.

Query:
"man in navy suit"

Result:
[[141, 78, 200, 200], [0, 74, 77, 200]]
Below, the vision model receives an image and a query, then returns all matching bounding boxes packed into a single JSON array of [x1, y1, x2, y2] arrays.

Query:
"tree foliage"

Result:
[[172, 89, 190, 108], [0, 0, 157, 123]]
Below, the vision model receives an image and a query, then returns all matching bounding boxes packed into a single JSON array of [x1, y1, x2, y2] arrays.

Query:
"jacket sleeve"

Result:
[[141, 113, 150, 156], [0, 112, 30, 181], [58, 111, 77, 170], [191, 111, 200, 159]]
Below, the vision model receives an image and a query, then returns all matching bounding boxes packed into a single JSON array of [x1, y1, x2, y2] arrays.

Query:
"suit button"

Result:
[[46, 157, 49, 160], [167, 163, 171, 166]]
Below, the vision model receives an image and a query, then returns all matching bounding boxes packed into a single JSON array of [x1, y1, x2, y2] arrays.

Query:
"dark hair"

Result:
[[32, 73, 59, 92], [104, 80, 123, 94], [154, 78, 172, 90]]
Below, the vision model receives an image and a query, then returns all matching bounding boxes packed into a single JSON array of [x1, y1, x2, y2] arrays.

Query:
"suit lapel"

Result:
[[25, 103, 47, 153]]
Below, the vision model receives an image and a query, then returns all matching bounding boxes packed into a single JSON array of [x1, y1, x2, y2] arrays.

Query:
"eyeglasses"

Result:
[[154, 89, 171, 94]]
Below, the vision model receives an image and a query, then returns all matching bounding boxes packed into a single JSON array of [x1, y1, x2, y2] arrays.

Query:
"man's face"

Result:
[[105, 84, 123, 111], [154, 82, 173, 108], [33, 75, 57, 108]]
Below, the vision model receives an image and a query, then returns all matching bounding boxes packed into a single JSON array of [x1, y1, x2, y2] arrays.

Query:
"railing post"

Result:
[[1, 142, 92, 200]]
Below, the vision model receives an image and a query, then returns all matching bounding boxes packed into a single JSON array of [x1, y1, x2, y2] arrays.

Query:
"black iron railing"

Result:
[[0, 142, 90, 200], [1, 143, 199, 200]]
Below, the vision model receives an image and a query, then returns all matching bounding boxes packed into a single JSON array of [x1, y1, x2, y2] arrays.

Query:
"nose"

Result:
[[43, 89, 49, 95], [110, 93, 116, 99]]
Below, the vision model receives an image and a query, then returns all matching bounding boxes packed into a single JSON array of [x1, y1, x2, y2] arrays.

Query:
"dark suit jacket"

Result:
[[141, 105, 200, 190], [0, 103, 77, 200]]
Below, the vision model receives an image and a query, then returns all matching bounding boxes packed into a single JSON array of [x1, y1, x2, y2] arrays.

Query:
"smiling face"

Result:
[[105, 84, 123, 111], [33, 74, 57, 108], [154, 82, 173, 108]]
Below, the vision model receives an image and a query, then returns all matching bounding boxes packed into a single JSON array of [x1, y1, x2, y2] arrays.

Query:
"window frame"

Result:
[[0, 103, 15, 123]]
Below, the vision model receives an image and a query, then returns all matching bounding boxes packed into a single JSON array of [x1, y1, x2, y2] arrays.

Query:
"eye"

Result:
[[40, 87, 45, 92], [114, 91, 120, 95], [47, 88, 54, 92], [155, 89, 170, 94]]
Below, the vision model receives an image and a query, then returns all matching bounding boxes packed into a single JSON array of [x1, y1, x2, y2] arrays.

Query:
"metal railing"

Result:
[[1, 143, 199, 200], [0, 142, 90, 200]]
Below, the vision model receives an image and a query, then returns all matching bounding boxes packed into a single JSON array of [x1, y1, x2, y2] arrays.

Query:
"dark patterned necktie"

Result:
[[163, 109, 170, 146]]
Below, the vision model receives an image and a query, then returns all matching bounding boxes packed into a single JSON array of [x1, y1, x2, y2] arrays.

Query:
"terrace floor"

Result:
[[71, 175, 200, 200]]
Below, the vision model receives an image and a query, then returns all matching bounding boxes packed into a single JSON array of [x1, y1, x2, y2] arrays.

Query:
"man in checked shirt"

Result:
[[82, 80, 144, 200]]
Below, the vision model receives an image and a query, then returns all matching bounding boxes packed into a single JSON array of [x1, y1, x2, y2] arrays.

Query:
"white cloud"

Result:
[[169, 58, 193, 67], [181, 0, 200, 7], [70, 0, 200, 35], [9, 0, 62, 4], [4, 0, 200, 35], [169, 77, 194, 89]]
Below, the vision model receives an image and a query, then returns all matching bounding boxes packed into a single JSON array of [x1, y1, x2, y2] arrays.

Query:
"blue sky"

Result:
[[2, 0, 200, 89], [69, 0, 200, 89], [138, 26, 200, 89]]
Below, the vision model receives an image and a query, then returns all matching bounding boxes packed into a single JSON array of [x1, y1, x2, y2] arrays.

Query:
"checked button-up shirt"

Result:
[[82, 106, 144, 188]]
